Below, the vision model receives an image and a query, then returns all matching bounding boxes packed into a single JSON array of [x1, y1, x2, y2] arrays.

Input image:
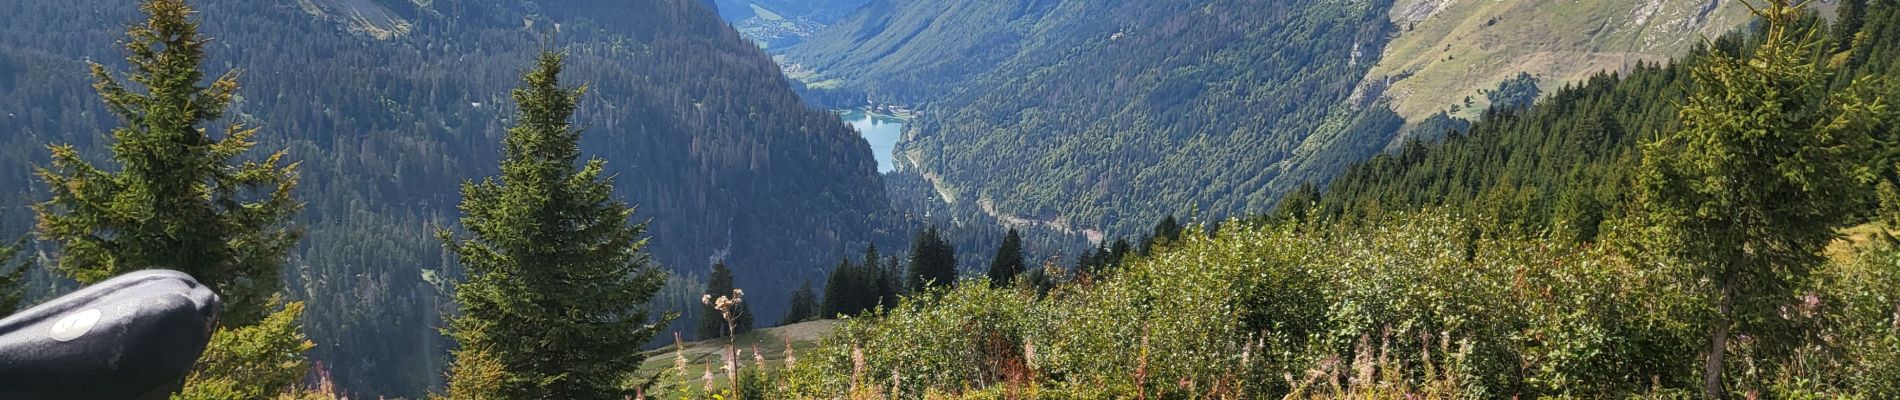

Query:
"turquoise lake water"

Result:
[[839, 109, 906, 173]]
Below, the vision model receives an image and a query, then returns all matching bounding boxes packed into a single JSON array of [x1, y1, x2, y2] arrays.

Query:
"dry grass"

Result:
[[1368, 0, 1753, 122], [635, 319, 839, 389]]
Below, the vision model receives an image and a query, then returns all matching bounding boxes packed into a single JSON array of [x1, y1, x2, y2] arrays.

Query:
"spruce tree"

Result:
[[881, 254, 905, 299], [33, 0, 301, 327], [0, 238, 26, 315], [822, 258, 852, 317], [987, 228, 1025, 287], [1633, 2, 1886, 396], [698, 261, 752, 339], [907, 226, 957, 291], [1835, 0, 1869, 52], [440, 51, 668, 399], [1109, 238, 1133, 265], [31, 2, 319, 397], [781, 281, 818, 324], [1137, 215, 1182, 256], [862, 243, 895, 307], [820, 243, 908, 318]]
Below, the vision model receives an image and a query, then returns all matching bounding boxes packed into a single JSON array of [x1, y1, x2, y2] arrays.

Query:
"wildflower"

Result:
[[851, 343, 866, 391], [724, 345, 739, 390], [891, 368, 903, 398], [753, 343, 767, 370], [702, 363, 715, 391], [701, 294, 713, 305], [721, 347, 735, 373], [784, 337, 798, 369], [674, 332, 688, 378], [1024, 337, 1038, 373], [852, 343, 866, 378], [1135, 328, 1150, 400]]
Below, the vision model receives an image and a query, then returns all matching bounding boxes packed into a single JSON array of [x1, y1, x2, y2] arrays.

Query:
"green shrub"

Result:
[[783, 211, 1892, 398]]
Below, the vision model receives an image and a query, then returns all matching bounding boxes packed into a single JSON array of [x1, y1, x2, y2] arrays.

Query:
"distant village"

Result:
[[863, 102, 915, 119], [733, 15, 823, 48]]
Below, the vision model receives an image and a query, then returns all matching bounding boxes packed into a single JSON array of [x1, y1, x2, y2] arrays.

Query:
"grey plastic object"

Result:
[[0, 270, 220, 399]]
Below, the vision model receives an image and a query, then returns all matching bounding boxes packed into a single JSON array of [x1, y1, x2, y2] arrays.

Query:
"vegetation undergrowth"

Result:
[[738, 211, 1899, 399]]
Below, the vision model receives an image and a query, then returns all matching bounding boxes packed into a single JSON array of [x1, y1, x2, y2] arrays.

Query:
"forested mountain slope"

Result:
[[1304, 0, 1900, 243], [789, 0, 1400, 237], [751, 4, 1900, 398], [0, 0, 892, 396], [781, 0, 1064, 104], [714, 0, 869, 23], [784, 0, 1764, 239], [712, 0, 872, 49]]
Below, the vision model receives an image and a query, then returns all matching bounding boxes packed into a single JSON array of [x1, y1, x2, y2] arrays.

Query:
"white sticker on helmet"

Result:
[[49, 308, 102, 342]]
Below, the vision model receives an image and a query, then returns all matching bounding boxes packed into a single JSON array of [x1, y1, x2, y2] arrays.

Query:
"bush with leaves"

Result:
[[778, 212, 1863, 398], [1753, 236, 1900, 398], [784, 281, 1044, 397], [173, 301, 325, 400]]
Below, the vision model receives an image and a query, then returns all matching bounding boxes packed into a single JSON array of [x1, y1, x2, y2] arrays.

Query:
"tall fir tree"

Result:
[[907, 226, 957, 291], [439, 51, 669, 399], [32, 0, 301, 327], [781, 280, 818, 325], [1139, 215, 1182, 256], [0, 238, 27, 315], [1836, 0, 1869, 53], [821, 242, 905, 318], [987, 228, 1025, 288], [861, 243, 891, 305], [822, 258, 853, 317], [1109, 238, 1133, 265], [881, 254, 905, 299], [1633, 2, 1887, 397], [697, 261, 752, 339], [30, 1, 319, 397]]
